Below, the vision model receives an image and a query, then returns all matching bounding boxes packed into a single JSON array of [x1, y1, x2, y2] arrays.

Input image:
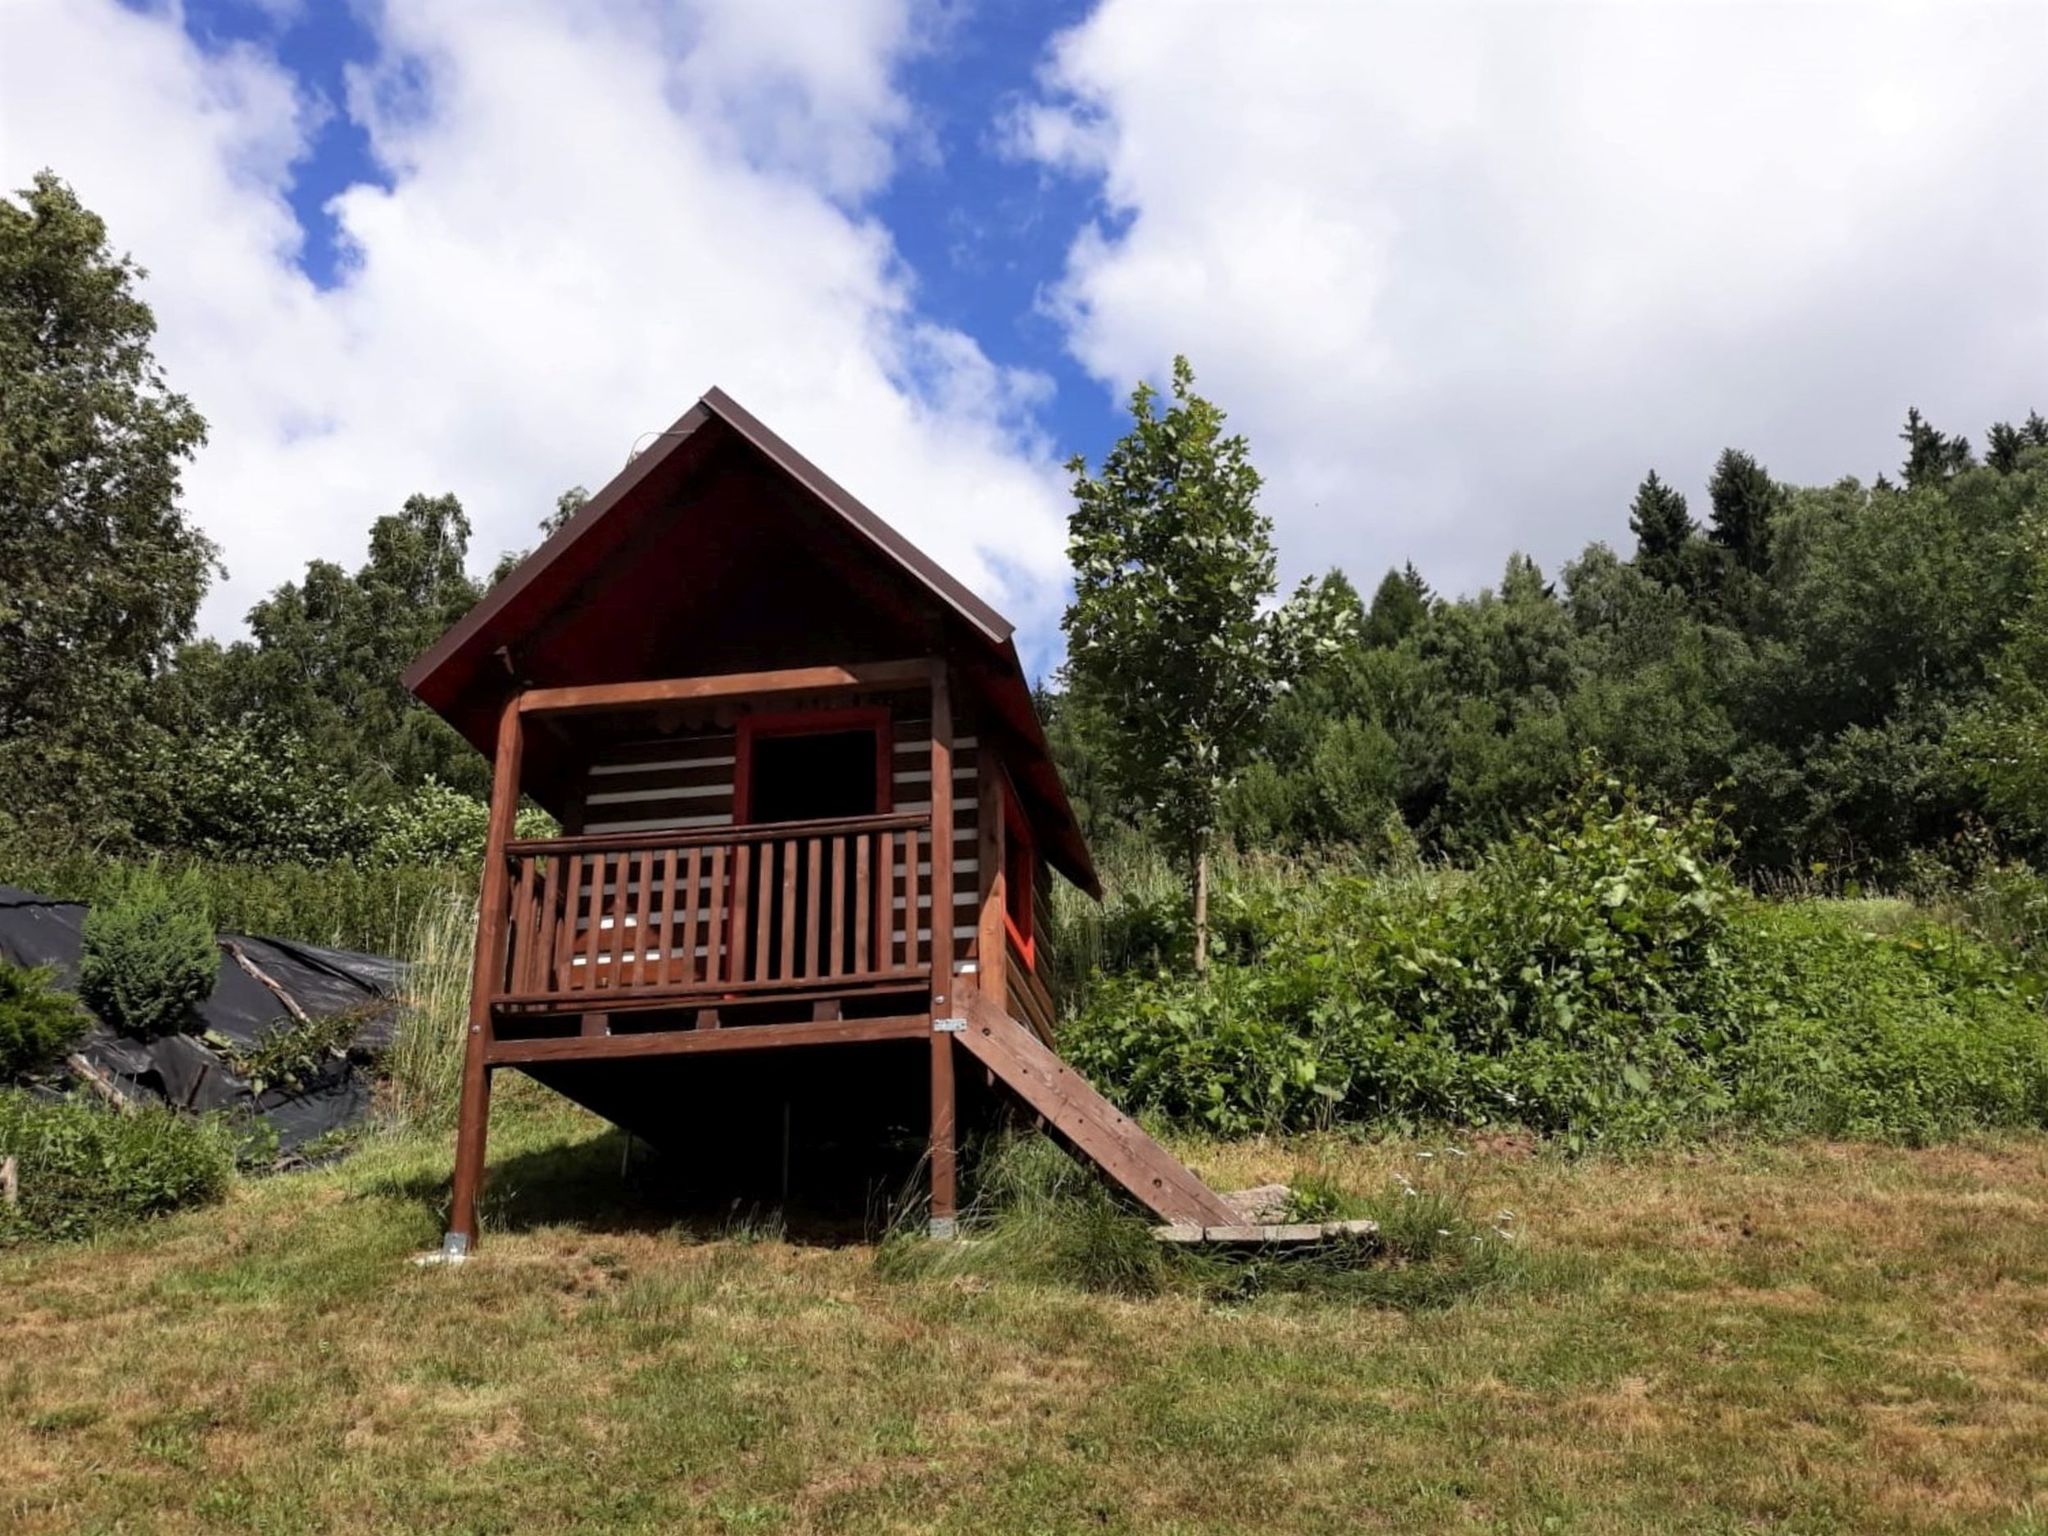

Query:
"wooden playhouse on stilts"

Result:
[[404, 388, 1257, 1254]]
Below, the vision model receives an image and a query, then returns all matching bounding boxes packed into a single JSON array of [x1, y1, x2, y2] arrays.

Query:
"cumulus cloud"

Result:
[[0, 0, 1072, 650], [1016, 0, 2048, 596]]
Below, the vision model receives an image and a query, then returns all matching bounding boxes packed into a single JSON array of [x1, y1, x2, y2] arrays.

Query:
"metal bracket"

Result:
[[441, 1231, 471, 1259], [933, 1017, 967, 1034]]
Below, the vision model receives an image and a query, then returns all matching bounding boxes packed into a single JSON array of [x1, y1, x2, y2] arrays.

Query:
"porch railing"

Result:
[[489, 812, 935, 1011]]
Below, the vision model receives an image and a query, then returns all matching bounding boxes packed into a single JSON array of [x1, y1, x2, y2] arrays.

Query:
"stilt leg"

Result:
[[446, 1055, 492, 1256], [929, 1029, 957, 1238]]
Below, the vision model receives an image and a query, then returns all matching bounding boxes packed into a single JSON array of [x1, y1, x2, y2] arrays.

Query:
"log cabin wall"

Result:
[[569, 684, 983, 979]]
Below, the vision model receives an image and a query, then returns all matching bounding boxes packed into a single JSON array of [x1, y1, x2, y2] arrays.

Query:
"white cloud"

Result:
[[1018, 0, 2048, 597], [0, 0, 1073, 655]]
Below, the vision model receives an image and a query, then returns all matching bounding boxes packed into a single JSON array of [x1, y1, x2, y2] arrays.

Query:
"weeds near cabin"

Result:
[[0, 1091, 239, 1243], [383, 888, 476, 1130], [1063, 782, 2048, 1148], [879, 1131, 1522, 1309]]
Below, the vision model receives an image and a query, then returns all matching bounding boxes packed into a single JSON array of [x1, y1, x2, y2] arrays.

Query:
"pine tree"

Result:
[[1627, 470, 1695, 588], [1899, 406, 1974, 487], [1706, 449, 1781, 574], [1986, 411, 2048, 474], [1363, 563, 1432, 647]]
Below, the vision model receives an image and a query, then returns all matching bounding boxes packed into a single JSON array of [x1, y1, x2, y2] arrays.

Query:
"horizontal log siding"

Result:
[[572, 692, 981, 975], [1007, 933, 1055, 1044]]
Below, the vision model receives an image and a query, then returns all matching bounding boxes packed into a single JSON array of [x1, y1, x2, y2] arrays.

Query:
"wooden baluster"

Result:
[[754, 841, 775, 983], [874, 830, 889, 971], [827, 835, 846, 977], [904, 825, 921, 971], [778, 835, 798, 981], [803, 837, 822, 979], [536, 852, 560, 996], [633, 849, 654, 986], [559, 853, 585, 993], [682, 847, 703, 983], [658, 847, 679, 984], [604, 850, 629, 989], [705, 846, 726, 985], [510, 855, 535, 993], [731, 844, 751, 985], [855, 834, 871, 975], [583, 852, 608, 988]]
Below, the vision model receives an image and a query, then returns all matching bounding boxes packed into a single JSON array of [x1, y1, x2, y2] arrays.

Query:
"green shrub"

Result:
[[1065, 780, 2048, 1146], [0, 1091, 238, 1243], [0, 963, 89, 1080], [78, 867, 218, 1039]]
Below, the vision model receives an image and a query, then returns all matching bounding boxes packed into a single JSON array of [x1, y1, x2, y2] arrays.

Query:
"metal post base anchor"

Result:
[[441, 1230, 471, 1260], [928, 1216, 959, 1240]]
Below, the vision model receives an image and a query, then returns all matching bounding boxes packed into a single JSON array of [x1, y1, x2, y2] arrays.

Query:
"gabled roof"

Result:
[[403, 386, 1097, 897]]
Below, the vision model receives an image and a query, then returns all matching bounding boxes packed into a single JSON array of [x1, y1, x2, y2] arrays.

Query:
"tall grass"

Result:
[[0, 835, 466, 956], [383, 888, 476, 1131]]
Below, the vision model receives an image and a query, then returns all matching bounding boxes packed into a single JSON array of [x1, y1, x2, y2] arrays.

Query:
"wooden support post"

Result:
[[447, 690, 523, 1256], [928, 659, 958, 1236]]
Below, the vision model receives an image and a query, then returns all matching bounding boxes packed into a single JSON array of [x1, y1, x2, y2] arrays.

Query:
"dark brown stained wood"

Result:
[[581, 852, 607, 988], [753, 841, 774, 980], [854, 835, 871, 974], [704, 846, 726, 985], [974, 752, 1006, 1012], [954, 993, 1239, 1229], [658, 847, 680, 984], [1009, 935, 1055, 1048], [634, 850, 654, 987], [449, 690, 524, 1248], [518, 659, 932, 718], [513, 856, 538, 994], [731, 844, 751, 982], [558, 852, 585, 991], [536, 852, 561, 994], [876, 829, 894, 970], [827, 835, 846, 978], [675, 846, 698, 983], [778, 837, 798, 979], [903, 825, 921, 972], [930, 1030, 957, 1224], [512, 811, 924, 857], [606, 851, 631, 987], [804, 836, 822, 979], [928, 661, 955, 1011], [485, 1011, 929, 1065], [494, 969, 930, 1015]]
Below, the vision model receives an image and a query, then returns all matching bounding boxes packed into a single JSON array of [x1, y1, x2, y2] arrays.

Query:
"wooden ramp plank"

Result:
[[954, 995, 1240, 1229]]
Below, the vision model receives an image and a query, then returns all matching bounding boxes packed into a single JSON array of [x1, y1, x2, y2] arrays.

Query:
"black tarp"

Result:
[[0, 885, 401, 1149]]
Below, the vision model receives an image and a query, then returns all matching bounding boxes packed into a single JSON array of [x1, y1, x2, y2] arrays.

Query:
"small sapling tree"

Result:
[[1061, 357, 1353, 972]]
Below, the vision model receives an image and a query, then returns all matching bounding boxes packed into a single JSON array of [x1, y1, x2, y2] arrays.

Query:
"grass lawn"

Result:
[[5, 1099, 2047, 1535]]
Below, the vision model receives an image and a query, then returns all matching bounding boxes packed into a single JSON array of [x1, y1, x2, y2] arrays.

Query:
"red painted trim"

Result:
[[1002, 769, 1035, 970], [733, 705, 892, 824]]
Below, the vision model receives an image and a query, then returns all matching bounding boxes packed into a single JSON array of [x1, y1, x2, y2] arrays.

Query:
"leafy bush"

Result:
[[78, 867, 218, 1039], [0, 1091, 238, 1243], [0, 963, 88, 1079], [366, 779, 556, 868], [1065, 781, 2048, 1146]]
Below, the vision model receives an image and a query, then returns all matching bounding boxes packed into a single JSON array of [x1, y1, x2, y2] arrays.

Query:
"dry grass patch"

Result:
[[3, 1106, 2047, 1533]]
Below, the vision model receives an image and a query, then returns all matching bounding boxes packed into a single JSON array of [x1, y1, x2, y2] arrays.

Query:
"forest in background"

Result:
[[7, 172, 2047, 902]]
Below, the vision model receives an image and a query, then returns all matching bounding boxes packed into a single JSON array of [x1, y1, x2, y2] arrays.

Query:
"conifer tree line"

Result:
[[5, 173, 2046, 888]]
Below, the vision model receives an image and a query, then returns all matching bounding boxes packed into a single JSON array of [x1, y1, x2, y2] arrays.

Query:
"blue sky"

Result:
[[12, 0, 2045, 675], [170, 0, 1128, 481]]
